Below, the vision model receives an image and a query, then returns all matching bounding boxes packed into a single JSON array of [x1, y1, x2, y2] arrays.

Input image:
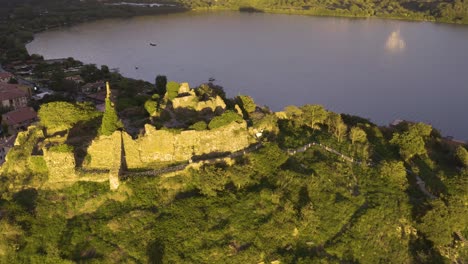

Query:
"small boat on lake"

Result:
[[150, 42, 157, 46]]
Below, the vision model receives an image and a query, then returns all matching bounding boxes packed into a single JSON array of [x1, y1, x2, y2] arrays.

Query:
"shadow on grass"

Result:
[[66, 117, 101, 167]]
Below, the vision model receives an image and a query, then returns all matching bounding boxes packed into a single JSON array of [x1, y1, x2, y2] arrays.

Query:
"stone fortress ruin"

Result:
[[2, 82, 268, 190]]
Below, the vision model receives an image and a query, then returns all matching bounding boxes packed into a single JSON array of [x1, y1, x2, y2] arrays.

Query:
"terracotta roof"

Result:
[[0, 72, 13, 79], [0, 83, 28, 101], [2, 107, 37, 126]]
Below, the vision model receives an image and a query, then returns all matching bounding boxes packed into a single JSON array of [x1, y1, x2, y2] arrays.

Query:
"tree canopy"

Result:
[[349, 126, 367, 145], [455, 146, 468, 167], [155, 75, 167, 97], [390, 130, 427, 161], [300, 104, 328, 130]]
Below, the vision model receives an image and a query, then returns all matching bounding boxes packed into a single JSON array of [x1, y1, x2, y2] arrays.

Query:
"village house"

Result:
[[2, 107, 38, 134], [81, 81, 105, 94], [0, 83, 30, 110], [65, 75, 85, 84], [0, 72, 14, 83], [12, 64, 32, 72], [44, 58, 68, 65], [64, 67, 81, 74]]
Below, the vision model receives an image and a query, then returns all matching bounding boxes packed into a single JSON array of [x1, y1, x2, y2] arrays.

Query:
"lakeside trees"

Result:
[[178, 0, 468, 24]]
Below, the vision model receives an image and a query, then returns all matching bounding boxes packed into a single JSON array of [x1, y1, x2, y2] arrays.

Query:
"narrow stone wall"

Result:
[[109, 131, 122, 190]]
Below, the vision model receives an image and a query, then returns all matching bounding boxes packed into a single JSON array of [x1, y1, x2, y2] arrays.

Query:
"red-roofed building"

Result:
[[0, 83, 30, 110], [2, 107, 38, 134], [0, 72, 14, 83]]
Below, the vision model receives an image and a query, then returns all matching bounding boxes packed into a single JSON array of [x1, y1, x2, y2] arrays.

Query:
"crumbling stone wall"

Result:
[[171, 83, 226, 112], [123, 121, 254, 167], [85, 132, 121, 169], [84, 131, 123, 189], [43, 148, 77, 183]]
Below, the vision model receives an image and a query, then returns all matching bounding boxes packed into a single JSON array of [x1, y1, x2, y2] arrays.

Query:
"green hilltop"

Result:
[[0, 1, 467, 262], [0, 80, 467, 263]]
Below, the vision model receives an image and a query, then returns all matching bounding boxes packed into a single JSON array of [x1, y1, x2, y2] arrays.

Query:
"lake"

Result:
[[26, 11, 468, 140]]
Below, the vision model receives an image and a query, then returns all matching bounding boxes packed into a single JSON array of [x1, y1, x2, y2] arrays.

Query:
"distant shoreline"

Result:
[[191, 6, 468, 26]]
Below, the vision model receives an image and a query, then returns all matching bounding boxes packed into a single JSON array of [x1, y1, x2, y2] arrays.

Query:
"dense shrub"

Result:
[[166, 81, 180, 100], [39, 102, 100, 131], [189, 121, 208, 131], [208, 111, 243, 130]]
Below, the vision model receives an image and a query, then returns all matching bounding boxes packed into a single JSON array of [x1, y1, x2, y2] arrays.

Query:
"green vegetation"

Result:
[[390, 122, 432, 161], [237, 94, 256, 114], [455, 146, 468, 166], [144, 98, 158, 116], [178, 0, 468, 24], [349, 126, 367, 144], [189, 120, 208, 131], [1, 95, 467, 263], [155, 75, 167, 97], [38, 101, 101, 132], [48, 144, 74, 153], [165, 81, 180, 100], [100, 98, 123, 136], [208, 110, 243, 129], [0, 1, 465, 261]]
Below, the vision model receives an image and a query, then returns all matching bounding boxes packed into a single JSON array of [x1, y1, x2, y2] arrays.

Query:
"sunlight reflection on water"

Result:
[[386, 30, 406, 52]]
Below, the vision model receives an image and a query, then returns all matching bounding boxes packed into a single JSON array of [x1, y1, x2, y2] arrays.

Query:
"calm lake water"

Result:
[[27, 11, 468, 139]]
